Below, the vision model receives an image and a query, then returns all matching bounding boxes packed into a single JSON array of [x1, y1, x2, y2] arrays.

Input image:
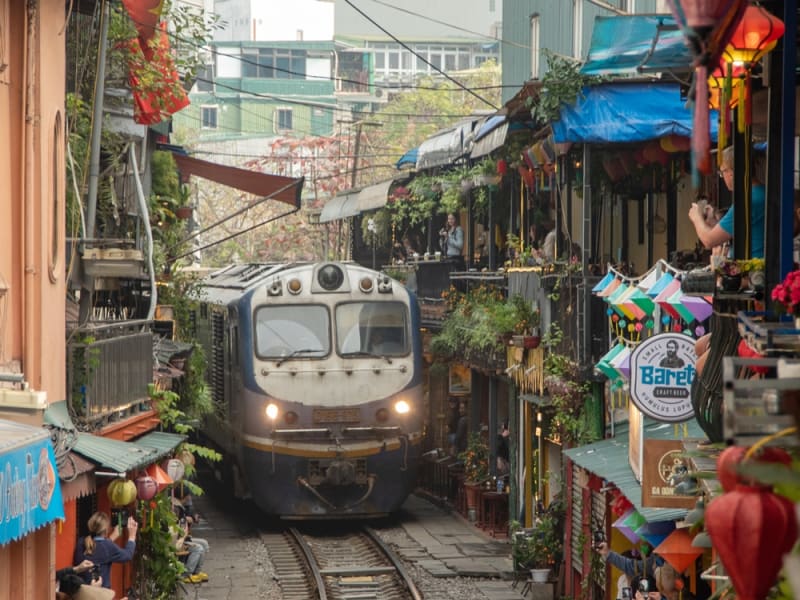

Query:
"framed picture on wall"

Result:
[[449, 363, 471, 395]]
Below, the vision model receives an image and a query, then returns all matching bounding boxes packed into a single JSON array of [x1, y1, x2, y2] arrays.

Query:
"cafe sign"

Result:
[[0, 426, 64, 545], [630, 333, 696, 422], [642, 439, 696, 509]]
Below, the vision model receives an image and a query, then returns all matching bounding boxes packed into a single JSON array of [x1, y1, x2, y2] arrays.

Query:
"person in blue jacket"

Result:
[[74, 511, 138, 589]]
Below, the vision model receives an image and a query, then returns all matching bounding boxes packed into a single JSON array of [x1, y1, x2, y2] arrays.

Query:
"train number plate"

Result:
[[313, 408, 360, 424]]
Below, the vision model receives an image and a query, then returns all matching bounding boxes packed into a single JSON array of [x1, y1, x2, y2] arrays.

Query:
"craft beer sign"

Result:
[[630, 333, 696, 422]]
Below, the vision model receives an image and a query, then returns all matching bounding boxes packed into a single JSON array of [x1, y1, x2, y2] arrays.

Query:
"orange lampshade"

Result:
[[725, 5, 784, 64]]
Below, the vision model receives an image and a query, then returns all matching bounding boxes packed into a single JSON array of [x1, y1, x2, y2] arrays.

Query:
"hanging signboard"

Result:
[[630, 333, 696, 422], [642, 439, 697, 509], [0, 422, 65, 545]]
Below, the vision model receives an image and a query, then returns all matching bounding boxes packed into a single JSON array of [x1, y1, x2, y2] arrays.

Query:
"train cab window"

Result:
[[336, 302, 409, 357], [254, 305, 330, 359]]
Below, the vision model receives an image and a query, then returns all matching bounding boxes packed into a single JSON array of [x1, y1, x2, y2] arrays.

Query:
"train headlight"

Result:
[[359, 277, 374, 293], [265, 403, 279, 420], [287, 278, 302, 294], [394, 400, 410, 415]]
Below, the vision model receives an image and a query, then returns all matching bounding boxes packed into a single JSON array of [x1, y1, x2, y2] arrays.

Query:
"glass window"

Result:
[[276, 108, 292, 131], [336, 302, 409, 357], [201, 106, 217, 129], [255, 305, 329, 358], [429, 53, 441, 70], [375, 52, 385, 70], [242, 49, 258, 77], [444, 53, 456, 71], [458, 54, 470, 70], [276, 54, 291, 78], [388, 52, 399, 69]]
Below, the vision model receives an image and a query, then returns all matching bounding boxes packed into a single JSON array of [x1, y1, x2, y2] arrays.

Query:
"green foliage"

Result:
[[432, 286, 540, 360], [361, 208, 392, 246], [459, 432, 489, 482], [532, 50, 602, 124], [70, 335, 100, 415], [510, 497, 565, 569], [543, 348, 594, 446], [131, 492, 184, 599]]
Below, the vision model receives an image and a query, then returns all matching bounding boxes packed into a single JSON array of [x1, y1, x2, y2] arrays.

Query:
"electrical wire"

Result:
[[342, 0, 499, 111]]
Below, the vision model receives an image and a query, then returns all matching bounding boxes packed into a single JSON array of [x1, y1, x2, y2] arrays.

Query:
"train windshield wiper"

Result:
[[275, 348, 323, 367], [340, 350, 392, 364]]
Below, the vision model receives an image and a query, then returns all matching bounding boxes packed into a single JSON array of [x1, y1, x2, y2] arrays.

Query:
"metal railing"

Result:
[[67, 319, 154, 422]]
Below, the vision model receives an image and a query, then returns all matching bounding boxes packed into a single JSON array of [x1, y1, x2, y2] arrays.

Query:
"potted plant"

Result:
[[459, 432, 488, 520], [510, 510, 563, 583], [715, 259, 742, 292], [471, 158, 500, 186], [738, 257, 765, 291]]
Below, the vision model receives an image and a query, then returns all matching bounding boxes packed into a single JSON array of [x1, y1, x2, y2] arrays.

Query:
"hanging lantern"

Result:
[[716, 445, 792, 492], [162, 458, 186, 482], [146, 462, 174, 491], [706, 485, 798, 600], [725, 4, 785, 66], [496, 158, 507, 176], [135, 474, 158, 501], [654, 529, 704, 574], [178, 448, 196, 467], [107, 478, 138, 507], [666, 0, 748, 177]]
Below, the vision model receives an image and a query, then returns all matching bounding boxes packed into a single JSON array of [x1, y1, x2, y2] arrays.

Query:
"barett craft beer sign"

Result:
[[630, 333, 696, 422]]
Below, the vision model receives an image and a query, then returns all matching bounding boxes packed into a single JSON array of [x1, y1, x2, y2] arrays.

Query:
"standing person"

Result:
[[453, 401, 469, 455], [440, 213, 465, 270], [541, 220, 558, 262], [496, 421, 510, 474], [596, 542, 660, 578], [446, 397, 460, 454], [74, 512, 138, 590]]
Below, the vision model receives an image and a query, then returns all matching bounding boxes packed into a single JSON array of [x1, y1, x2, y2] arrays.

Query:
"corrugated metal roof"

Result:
[[564, 420, 705, 522], [133, 431, 186, 462], [43, 400, 76, 431], [0, 419, 49, 454], [73, 433, 159, 473]]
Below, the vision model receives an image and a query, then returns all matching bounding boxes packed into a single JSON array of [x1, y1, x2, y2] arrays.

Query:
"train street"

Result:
[[182, 472, 529, 600]]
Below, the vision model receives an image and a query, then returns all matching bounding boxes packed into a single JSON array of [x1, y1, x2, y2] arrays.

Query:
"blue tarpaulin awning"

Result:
[[396, 147, 418, 169], [581, 15, 692, 76], [551, 82, 718, 145]]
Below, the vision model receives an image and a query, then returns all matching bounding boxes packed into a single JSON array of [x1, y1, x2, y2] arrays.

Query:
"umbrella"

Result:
[[654, 529, 705, 573], [613, 508, 643, 544], [635, 520, 676, 549]]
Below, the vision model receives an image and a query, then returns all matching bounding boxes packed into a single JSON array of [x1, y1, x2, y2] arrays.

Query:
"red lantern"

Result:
[[496, 159, 507, 176], [706, 486, 798, 600], [725, 5, 785, 65], [717, 445, 792, 492], [135, 474, 158, 501]]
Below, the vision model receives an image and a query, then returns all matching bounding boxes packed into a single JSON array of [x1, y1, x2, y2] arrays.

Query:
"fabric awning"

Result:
[[564, 420, 704, 522], [551, 82, 718, 144], [416, 118, 478, 170], [320, 178, 398, 223], [0, 420, 65, 543], [171, 153, 304, 208], [581, 15, 692, 76], [396, 147, 418, 169], [471, 118, 508, 159]]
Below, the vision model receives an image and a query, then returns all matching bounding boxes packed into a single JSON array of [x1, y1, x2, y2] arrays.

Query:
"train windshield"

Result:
[[254, 305, 330, 359], [336, 302, 409, 357]]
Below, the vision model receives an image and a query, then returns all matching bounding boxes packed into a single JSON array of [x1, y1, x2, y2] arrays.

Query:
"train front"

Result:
[[239, 263, 423, 518]]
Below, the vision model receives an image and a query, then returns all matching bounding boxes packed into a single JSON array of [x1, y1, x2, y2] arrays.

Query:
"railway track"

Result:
[[263, 525, 423, 600]]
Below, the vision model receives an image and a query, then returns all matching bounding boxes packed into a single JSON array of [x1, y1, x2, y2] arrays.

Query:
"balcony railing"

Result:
[[67, 319, 154, 425]]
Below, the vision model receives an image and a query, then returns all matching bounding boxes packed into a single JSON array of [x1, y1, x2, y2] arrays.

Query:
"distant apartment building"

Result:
[[501, 0, 666, 102], [176, 0, 502, 144]]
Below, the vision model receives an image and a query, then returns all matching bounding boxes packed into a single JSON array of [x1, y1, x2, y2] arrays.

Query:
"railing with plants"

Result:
[[67, 320, 154, 424]]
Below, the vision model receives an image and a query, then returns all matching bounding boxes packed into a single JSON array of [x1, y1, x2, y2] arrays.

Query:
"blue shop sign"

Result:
[[0, 422, 65, 545]]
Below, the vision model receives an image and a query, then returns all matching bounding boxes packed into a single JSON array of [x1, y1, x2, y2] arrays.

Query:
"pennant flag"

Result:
[[618, 286, 647, 321], [629, 288, 656, 317], [593, 271, 616, 294], [647, 272, 674, 298], [636, 269, 659, 294], [598, 277, 621, 298], [655, 279, 682, 320], [680, 295, 713, 323], [609, 345, 632, 379], [667, 287, 696, 324], [614, 508, 643, 544]]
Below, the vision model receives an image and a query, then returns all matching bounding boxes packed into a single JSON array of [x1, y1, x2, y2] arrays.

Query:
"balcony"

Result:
[[67, 319, 155, 431]]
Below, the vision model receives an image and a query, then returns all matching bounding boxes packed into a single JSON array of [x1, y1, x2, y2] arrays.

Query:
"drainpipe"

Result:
[[129, 144, 157, 320], [22, 1, 37, 385]]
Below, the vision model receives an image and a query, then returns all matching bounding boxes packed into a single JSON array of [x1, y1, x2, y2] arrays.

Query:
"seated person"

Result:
[[173, 500, 210, 584]]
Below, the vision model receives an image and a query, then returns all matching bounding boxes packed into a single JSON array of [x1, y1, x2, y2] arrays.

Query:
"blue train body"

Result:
[[195, 262, 423, 518]]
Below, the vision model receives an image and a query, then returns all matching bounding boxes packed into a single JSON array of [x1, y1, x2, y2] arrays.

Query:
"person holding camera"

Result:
[[74, 511, 138, 590], [173, 500, 210, 583], [596, 540, 659, 578], [631, 575, 662, 600]]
